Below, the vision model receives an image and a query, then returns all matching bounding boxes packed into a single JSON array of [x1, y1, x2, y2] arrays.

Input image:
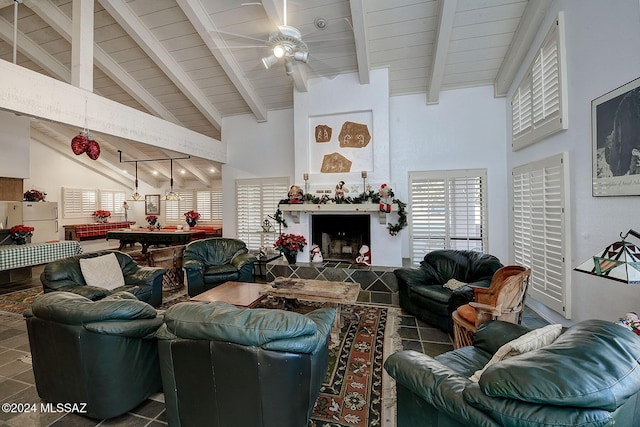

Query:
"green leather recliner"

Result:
[[384, 320, 640, 427], [156, 300, 336, 427], [40, 250, 166, 307], [24, 291, 164, 420], [183, 237, 257, 297], [394, 250, 503, 332]]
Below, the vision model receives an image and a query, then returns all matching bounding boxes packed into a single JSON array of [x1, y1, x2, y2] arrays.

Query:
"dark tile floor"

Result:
[[0, 268, 550, 426]]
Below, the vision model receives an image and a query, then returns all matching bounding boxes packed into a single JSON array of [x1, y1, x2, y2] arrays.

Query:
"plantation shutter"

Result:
[[409, 170, 487, 265], [100, 190, 126, 214], [531, 20, 561, 140], [512, 153, 570, 317], [237, 178, 289, 250], [512, 13, 566, 150], [62, 188, 97, 218], [165, 192, 194, 222], [196, 190, 223, 225]]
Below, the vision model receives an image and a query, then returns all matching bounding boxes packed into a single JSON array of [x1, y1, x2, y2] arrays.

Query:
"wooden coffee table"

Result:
[[263, 277, 361, 345], [190, 281, 269, 308]]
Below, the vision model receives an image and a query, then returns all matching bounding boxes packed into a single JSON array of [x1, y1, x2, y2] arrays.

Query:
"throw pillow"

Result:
[[79, 253, 125, 291], [469, 323, 562, 382], [444, 278, 467, 290]]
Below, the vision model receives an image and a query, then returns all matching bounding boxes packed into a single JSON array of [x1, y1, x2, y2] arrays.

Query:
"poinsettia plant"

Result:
[[10, 225, 34, 242], [184, 210, 201, 221], [93, 210, 111, 218], [23, 189, 46, 202], [145, 215, 158, 222], [274, 233, 307, 253]]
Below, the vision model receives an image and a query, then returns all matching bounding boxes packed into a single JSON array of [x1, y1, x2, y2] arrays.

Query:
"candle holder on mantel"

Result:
[[361, 171, 368, 194], [303, 173, 310, 202]]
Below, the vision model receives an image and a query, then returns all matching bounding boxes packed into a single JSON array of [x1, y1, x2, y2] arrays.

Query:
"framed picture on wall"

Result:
[[592, 76, 640, 196], [145, 194, 160, 215]]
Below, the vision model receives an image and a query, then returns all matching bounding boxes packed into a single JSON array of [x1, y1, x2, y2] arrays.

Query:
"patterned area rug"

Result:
[[0, 286, 42, 314], [310, 304, 401, 427]]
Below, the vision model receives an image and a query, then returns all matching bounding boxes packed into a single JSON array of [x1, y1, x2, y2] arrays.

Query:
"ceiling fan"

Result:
[[215, 0, 352, 78]]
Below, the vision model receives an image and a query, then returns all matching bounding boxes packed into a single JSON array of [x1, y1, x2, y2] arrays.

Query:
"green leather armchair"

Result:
[[40, 250, 166, 307], [384, 320, 640, 427], [156, 301, 336, 427], [24, 291, 164, 420], [394, 250, 503, 332], [183, 237, 257, 297]]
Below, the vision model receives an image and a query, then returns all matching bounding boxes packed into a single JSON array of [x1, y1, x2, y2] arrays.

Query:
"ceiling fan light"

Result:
[[262, 54, 278, 69], [293, 51, 309, 63], [273, 45, 285, 58], [285, 59, 294, 75]]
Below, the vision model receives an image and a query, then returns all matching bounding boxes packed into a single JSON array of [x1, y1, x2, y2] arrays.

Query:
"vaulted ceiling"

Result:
[[0, 0, 549, 188]]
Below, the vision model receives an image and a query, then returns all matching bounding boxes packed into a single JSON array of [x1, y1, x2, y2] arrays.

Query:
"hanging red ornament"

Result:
[[71, 134, 88, 155], [86, 139, 100, 160]]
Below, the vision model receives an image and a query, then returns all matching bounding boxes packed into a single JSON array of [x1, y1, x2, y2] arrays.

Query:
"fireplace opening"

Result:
[[311, 214, 370, 262]]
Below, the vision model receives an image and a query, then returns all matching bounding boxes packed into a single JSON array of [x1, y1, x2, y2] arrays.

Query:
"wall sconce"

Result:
[[574, 229, 640, 284]]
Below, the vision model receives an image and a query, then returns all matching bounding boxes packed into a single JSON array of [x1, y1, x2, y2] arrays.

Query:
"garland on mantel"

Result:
[[277, 185, 408, 237]]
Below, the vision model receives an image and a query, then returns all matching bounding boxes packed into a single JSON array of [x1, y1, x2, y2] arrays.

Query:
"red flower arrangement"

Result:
[[93, 210, 111, 223], [184, 210, 201, 221], [10, 225, 34, 244], [145, 215, 158, 222], [274, 233, 307, 253], [23, 189, 46, 202]]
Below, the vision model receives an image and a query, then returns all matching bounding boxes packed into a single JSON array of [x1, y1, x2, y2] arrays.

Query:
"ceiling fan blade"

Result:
[[305, 54, 342, 79], [208, 29, 269, 44]]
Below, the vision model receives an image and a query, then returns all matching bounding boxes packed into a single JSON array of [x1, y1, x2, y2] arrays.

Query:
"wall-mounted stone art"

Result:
[[339, 121, 371, 148], [321, 152, 352, 173], [315, 125, 332, 142], [308, 110, 373, 175]]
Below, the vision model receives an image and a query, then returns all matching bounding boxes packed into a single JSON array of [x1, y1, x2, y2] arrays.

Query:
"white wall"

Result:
[[390, 87, 509, 262], [221, 108, 295, 238], [508, 0, 640, 323], [0, 111, 30, 178]]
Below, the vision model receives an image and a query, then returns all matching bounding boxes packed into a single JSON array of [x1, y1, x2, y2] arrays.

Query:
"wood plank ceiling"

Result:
[[0, 0, 549, 188]]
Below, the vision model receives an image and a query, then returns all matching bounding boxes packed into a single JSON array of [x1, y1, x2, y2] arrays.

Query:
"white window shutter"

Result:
[[237, 178, 289, 250], [409, 170, 487, 265], [512, 13, 567, 151], [512, 153, 570, 318]]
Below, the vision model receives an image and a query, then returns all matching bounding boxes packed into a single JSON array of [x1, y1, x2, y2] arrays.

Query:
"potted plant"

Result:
[[146, 215, 158, 227], [274, 233, 307, 264], [10, 225, 34, 245], [23, 189, 46, 202], [184, 210, 200, 227], [93, 210, 111, 223]]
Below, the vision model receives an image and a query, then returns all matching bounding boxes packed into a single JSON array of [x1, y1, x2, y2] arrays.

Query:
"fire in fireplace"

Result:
[[311, 214, 371, 262]]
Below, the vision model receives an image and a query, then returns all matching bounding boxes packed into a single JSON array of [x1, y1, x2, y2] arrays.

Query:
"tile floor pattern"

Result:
[[0, 304, 549, 427]]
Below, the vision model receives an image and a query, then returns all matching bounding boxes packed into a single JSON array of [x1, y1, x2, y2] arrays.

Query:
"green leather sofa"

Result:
[[183, 237, 257, 297], [394, 250, 503, 332], [24, 291, 164, 420], [156, 300, 336, 427], [40, 250, 166, 307], [384, 320, 640, 427]]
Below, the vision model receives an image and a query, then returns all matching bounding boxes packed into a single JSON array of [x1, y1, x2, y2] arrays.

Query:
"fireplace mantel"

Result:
[[279, 203, 396, 223]]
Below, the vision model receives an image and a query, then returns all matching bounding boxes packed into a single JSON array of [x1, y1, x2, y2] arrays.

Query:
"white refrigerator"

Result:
[[22, 201, 59, 243]]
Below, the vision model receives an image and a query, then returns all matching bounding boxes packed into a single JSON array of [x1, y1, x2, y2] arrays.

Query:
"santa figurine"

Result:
[[310, 244, 323, 263], [288, 185, 304, 203], [355, 244, 371, 266], [378, 183, 393, 213]]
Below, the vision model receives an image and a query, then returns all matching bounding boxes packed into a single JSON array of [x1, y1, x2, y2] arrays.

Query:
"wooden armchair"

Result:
[[452, 266, 531, 348]]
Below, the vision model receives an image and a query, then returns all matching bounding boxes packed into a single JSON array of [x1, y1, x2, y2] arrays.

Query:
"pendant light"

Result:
[[163, 159, 181, 201], [129, 161, 144, 201]]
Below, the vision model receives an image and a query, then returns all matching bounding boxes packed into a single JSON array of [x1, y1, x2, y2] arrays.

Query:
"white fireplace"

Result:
[[279, 203, 402, 267]]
